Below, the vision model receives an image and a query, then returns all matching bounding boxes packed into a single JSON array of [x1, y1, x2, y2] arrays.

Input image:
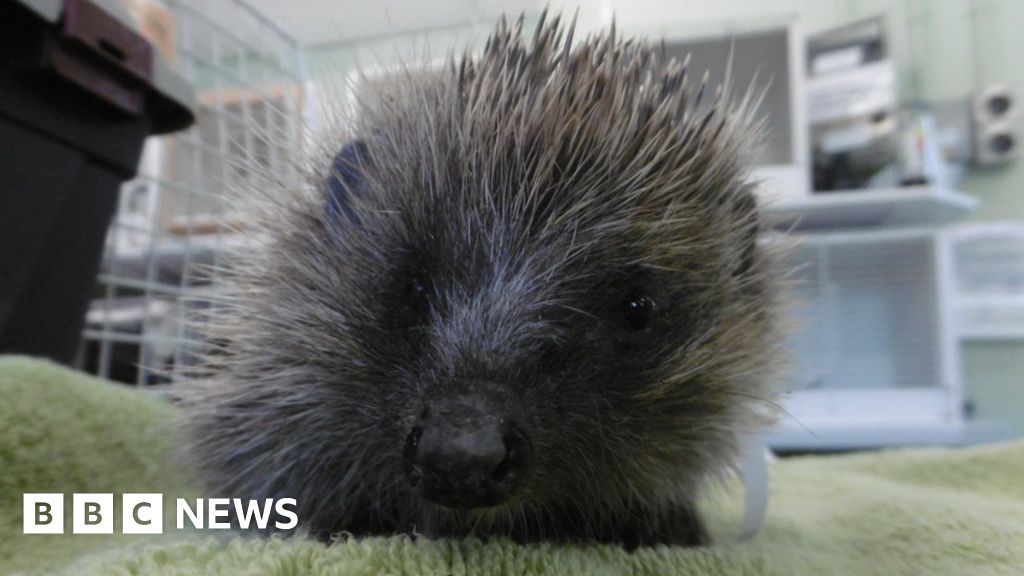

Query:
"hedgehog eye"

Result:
[[407, 275, 431, 314], [410, 276, 428, 297], [623, 293, 656, 330]]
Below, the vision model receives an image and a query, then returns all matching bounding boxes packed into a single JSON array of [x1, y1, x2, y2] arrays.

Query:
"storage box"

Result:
[[0, 0, 194, 363]]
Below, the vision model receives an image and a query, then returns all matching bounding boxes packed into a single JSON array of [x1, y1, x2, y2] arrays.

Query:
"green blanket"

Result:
[[2, 356, 1023, 575]]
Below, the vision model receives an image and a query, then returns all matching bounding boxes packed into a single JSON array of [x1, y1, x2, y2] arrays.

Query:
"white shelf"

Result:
[[767, 420, 1018, 452], [767, 186, 977, 231], [958, 327, 1024, 341]]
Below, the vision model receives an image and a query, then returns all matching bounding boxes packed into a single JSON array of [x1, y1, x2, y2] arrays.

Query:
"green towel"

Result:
[[1, 355, 1023, 575]]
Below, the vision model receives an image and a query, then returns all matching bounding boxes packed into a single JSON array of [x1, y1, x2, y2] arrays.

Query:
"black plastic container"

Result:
[[0, 0, 194, 363]]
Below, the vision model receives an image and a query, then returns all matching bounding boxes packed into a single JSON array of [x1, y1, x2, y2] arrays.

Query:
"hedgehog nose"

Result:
[[404, 396, 529, 509]]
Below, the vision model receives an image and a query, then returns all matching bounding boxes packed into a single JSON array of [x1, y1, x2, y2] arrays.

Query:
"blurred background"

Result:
[[1, 0, 1022, 453]]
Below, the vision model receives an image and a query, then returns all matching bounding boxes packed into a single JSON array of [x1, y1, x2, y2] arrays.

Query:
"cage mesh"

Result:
[[77, 0, 306, 385]]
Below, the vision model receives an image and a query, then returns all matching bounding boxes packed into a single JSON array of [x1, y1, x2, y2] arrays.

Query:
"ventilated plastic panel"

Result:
[[949, 223, 1024, 338]]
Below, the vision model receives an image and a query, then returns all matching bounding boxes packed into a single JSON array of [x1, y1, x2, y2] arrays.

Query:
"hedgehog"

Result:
[[180, 12, 783, 548]]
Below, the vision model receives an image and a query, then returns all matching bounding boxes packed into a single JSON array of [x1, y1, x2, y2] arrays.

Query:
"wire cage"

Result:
[[76, 0, 307, 385], [787, 232, 942, 395], [772, 228, 964, 449]]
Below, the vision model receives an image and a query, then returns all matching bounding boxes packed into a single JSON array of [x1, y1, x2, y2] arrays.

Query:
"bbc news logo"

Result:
[[23, 493, 298, 534]]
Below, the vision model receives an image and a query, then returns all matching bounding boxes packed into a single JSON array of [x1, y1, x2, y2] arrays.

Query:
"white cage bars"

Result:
[[768, 228, 966, 450], [77, 0, 307, 385]]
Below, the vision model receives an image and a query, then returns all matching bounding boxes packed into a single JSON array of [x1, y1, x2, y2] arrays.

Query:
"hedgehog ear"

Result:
[[731, 186, 760, 277], [325, 140, 371, 225]]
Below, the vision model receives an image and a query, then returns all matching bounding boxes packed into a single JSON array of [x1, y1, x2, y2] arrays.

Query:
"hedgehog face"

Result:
[[312, 124, 765, 522], [346, 194, 718, 512], [186, 14, 779, 543]]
